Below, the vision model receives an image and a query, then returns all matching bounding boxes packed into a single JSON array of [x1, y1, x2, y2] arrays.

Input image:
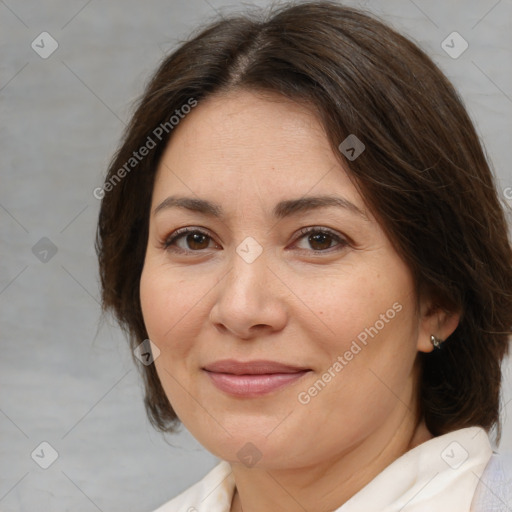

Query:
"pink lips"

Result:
[[203, 359, 311, 397]]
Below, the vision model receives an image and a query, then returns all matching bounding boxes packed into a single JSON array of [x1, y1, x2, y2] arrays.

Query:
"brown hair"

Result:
[[96, 1, 512, 438]]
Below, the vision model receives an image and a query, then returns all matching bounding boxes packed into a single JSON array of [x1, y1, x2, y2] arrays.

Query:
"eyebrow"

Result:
[[153, 195, 366, 219]]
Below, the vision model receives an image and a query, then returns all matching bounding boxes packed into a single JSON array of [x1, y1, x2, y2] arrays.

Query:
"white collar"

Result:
[[339, 426, 492, 511], [155, 427, 492, 511]]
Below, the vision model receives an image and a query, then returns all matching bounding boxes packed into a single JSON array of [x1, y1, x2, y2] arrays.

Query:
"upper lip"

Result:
[[203, 359, 311, 375]]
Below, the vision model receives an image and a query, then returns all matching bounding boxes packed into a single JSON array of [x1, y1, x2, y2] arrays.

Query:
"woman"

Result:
[[96, 2, 512, 510]]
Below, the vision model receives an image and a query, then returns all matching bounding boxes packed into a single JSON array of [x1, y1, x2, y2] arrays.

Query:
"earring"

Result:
[[430, 335, 443, 349]]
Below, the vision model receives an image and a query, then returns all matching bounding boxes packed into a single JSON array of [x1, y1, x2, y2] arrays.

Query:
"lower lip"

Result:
[[205, 370, 310, 397]]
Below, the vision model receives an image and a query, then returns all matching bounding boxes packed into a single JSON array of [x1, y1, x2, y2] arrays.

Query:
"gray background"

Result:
[[1, 0, 511, 511]]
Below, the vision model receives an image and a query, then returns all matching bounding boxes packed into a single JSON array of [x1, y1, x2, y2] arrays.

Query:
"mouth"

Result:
[[202, 359, 312, 397]]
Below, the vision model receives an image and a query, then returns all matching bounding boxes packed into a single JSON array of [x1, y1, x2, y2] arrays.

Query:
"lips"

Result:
[[203, 359, 311, 397], [203, 359, 310, 374]]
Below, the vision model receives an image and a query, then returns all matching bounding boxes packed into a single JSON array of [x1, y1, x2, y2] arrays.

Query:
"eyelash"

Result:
[[162, 226, 349, 255]]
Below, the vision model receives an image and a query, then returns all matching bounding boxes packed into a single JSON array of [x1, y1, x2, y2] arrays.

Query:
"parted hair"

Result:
[[96, 1, 512, 438]]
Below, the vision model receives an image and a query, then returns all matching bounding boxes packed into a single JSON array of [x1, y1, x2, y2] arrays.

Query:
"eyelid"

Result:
[[294, 225, 344, 240]]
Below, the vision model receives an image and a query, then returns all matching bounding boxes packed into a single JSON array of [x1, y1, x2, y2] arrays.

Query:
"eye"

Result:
[[162, 226, 349, 255], [163, 227, 219, 253], [293, 227, 348, 253]]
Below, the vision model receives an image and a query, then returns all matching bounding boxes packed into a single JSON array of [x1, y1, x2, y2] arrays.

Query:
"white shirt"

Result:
[[153, 427, 512, 512]]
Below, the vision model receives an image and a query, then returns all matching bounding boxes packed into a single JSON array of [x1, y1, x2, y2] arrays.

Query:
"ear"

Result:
[[417, 300, 460, 353]]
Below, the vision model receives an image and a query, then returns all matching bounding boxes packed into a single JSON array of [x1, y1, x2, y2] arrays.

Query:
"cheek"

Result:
[[139, 261, 220, 379], [295, 296, 419, 447], [140, 263, 198, 338], [140, 266, 170, 341], [139, 264, 203, 415], [295, 261, 420, 410], [294, 267, 412, 350]]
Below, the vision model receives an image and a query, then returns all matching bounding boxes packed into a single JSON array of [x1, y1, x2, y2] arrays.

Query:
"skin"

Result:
[[139, 90, 460, 512]]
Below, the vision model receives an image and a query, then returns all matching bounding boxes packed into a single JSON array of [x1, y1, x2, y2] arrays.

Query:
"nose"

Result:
[[209, 249, 288, 340]]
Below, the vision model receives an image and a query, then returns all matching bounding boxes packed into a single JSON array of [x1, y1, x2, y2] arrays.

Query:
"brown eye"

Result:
[[308, 232, 334, 251], [185, 232, 210, 250], [294, 227, 347, 253], [164, 228, 217, 252]]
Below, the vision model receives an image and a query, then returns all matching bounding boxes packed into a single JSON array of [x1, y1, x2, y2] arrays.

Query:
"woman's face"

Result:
[[140, 90, 435, 469]]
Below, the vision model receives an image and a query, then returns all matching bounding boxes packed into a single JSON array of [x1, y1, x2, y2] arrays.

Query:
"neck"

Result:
[[230, 410, 433, 512]]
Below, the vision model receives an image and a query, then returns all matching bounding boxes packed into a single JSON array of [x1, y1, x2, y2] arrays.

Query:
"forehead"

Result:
[[152, 90, 363, 211]]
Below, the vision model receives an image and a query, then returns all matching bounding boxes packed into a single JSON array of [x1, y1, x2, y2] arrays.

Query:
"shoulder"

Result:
[[152, 460, 234, 512], [471, 452, 512, 511]]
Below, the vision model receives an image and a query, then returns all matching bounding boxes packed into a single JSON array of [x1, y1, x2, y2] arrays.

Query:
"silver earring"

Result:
[[430, 335, 443, 349]]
